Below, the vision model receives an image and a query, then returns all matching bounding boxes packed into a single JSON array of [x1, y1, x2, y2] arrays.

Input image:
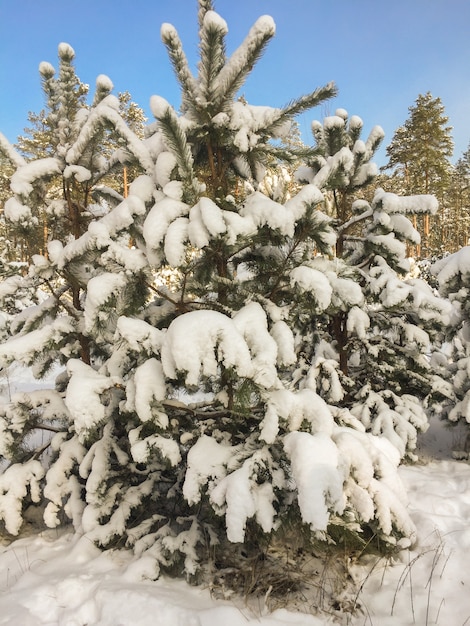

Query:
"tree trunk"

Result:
[[331, 312, 348, 375]]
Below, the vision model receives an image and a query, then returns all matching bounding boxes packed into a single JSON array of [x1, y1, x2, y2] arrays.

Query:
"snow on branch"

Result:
[[161, 23, 199, 112], [67, 102, 154, 175], [198, 11, 228, 104], [284, 431, 344, 530], [0, 132, 26, 168], [65, 360, 118, 438], [210, 451, 277, 542], [0, 317, 75, 368], [432, 246, 470, 289], [214, 15, 276, 108], [10, 158, 63, 196], [0, 461, 45, 535], [372, 188, 438, 215], [150, 96, 197, 197], [161, 309, 254, 385], [240, 191, 295, 236]]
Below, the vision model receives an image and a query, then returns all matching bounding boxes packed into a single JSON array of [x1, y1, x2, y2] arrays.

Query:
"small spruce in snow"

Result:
[[0, 0, 453, 603]]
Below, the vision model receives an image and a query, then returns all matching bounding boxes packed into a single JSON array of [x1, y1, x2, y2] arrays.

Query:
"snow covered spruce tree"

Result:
[[431, 249, 470, 454], [296, 110, 453, 460], [0, 1, 448, 591], [0, 43, 154, 531]]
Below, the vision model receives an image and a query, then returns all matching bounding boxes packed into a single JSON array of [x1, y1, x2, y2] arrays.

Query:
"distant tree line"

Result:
[[380, 92, 469, 258]]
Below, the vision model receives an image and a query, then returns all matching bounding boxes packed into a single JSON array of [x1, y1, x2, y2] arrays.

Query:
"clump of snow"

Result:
[[96, 74, 113, 92], [64, 360, 117, 438], [270, 320, 296, 366], [3, 197, 34, 224], [210, 452, 277, 542], [284, 431, 344, 530], [0, 132, 26, 168], [150, 95, 171, 119], [128, 174, 155, 202], [0, 318, 75, 368], [164, 216, 189, 265], [10, 158, 62, 196], [347, 306, 370, 339], [240, 192, 294, 236], [199, 197, 227, 237], [0, 460, 44, 534], [63, 165, 92, 182], [115, 316, 164, 354], [143, 196, 189, 253], [203, 10, 228, 34], [161, 310, 254, 385], [290, 265, 332, 310], [285, 184, 324, 220], [84, 273, 127, 333], [233, 302, 279, 388], [58, 42, 75, 60], [38, 61, 55, 78], [432, 245, 470, 289], [131, 358, 168, 426], [155, 151, 177, 188], [373, 188, 439, 215], [261, 388, 334, 443], [183, 435, 234, 505]]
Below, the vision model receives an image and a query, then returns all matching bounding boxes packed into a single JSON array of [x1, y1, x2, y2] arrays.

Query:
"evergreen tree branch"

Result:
[[0, 132, 26, 168], [337, 208, 373, 237], [197, 0, 215, 30], [214, 16, 276, 110], [39, 60, 59, 122], [198, 11, 227, 106], [67, 103, 154, 176], [145, 280, 192, 314], [150, 96, 199, 201], [264, 83, 338, 137], [161, 23, 200, 113], [92, 74, 114, 107]]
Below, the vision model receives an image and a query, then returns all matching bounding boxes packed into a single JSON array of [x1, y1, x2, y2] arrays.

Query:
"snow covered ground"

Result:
[[0, 367, 469, 625]]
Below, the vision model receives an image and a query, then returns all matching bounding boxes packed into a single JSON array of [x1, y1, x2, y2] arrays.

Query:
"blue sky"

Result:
[[1, 0, 469, 166]]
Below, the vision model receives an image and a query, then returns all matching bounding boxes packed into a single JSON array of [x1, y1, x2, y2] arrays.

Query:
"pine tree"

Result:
[[0, 41, 153, 482], [382, 93, 454, 256], [294, 109, 452, 459], [12, 81, 146, 258], [444, 144, 470, 252], [0, 1, 451, 600]]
